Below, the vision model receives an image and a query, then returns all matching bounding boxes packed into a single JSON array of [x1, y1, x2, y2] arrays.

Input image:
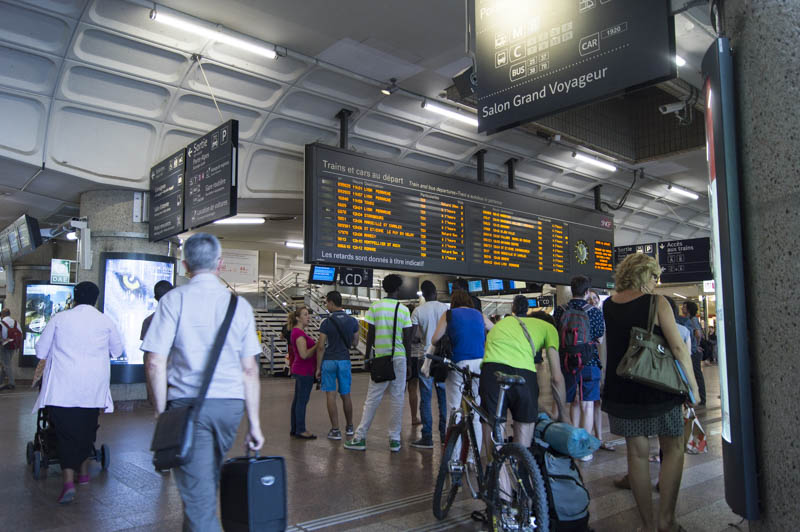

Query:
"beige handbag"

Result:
[[615, 295, 689, 396]]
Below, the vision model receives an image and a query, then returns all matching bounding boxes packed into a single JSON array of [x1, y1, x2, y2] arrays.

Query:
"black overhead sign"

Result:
[[474, 0, 675, 133], [614, 242, 657, 265], [0, 214, 42, 265], [149, 148, 186, 242], [304, 143, 615, 286], [185, 120, 238, 230], [337, 267, 373, 287], [658, 237, 712, 283]]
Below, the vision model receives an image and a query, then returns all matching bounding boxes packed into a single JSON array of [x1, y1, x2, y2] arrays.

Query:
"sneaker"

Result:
[[389, 439, 401, 452], [77, 474, 90, 485], [57, 484, 76, 504], [345, 425, 355, 437], [578, 453, 594, 462], [344, 437, 366, 451], [410, 436, 434, 449], [327, 428, 342, 440]]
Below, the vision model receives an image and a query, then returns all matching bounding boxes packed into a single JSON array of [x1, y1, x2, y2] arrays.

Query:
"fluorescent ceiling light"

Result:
[[422, 100, 479, 127], [572, 152, 617, 172], [285, 241, 304, 249], [213, 216, 265, 225], [151, 9, 277, 59], [66, 231, 78, 241], [666, 184, 699, 200], [673, 292, 687, 299], [675, 55, 687, 67]]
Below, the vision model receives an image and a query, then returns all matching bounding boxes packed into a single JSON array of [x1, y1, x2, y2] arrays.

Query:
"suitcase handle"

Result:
[[247, 448, 260, 461]]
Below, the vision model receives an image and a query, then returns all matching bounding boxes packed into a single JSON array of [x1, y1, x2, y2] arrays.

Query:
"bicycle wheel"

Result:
[[432, 427, 468, 520], [488, 443, 549, 532]]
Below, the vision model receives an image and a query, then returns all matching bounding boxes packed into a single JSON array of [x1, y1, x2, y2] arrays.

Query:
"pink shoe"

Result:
[[77, 474, 90, 485], [57, 483, 76, 504]]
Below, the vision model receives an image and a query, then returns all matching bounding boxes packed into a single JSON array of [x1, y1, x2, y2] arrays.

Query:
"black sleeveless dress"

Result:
[[602, 294, 684, 437]]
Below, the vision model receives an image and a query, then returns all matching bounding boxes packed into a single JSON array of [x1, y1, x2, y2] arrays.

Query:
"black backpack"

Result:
[[557, 303, 595, 395], [531, 439, 592, 532]]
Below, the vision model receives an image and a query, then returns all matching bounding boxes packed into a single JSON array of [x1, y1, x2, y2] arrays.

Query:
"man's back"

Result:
[[141, 273, 261, 400], [321, 311, 359, 360], [365, 298, 411, 357], [412, 300, 448, 350]]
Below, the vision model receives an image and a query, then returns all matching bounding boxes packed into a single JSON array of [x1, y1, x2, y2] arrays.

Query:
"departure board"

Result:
[[305, 144, 615, 286]]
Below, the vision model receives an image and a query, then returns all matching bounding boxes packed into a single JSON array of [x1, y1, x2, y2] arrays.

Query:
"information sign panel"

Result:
[[614, 242, 657, 265], [185, 120, 238, 229], [474, 0, 675, 133], [149, 148, 186, 242], [305, 144, 614, 286], [658, 237, 712, 283], [338, 267, 373, 287], [50, 259, 72, 285]]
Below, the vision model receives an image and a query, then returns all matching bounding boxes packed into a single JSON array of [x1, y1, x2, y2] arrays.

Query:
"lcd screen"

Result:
[[309, 265, 336, 284], [447, 282, 454, 294], [528, 298, 538, 308], [22, 283, 74, 364], [511, 280, 527, 289], [100, 254, 176, 366], [468, 280, 484, 294], [487, 279, 504, 292]]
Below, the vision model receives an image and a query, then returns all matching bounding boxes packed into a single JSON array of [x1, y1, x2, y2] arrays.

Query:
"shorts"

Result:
[[320, 359, 352, 394], [408, 357, 420, 380], [565, 365, 601, 403], [479, 362, 539, 424]]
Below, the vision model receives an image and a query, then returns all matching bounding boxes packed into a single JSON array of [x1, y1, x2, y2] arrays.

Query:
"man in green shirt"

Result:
[[480, 295, 567, 449], [345, 274, 412, 452]]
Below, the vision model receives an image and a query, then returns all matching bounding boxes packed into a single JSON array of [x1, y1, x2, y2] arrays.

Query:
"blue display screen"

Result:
[[468, 280, 483, 293], [448, 282, 453, 294], [528, 298, 538, 308], [487, 279, 504, 291], [311, 266, 336, 282]]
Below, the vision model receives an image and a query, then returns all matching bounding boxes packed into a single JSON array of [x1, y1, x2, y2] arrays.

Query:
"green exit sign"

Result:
[[50, 259, 72, 285]]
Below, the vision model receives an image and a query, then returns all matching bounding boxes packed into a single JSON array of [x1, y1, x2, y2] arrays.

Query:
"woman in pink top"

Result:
[[289, 307, 317, 439]]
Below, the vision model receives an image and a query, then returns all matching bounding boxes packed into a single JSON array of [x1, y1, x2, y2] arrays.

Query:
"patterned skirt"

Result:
[[608, 404, 683, 438]]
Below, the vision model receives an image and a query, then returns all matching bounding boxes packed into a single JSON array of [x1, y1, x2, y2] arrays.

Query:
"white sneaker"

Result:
[[579, 453, 594, 462]]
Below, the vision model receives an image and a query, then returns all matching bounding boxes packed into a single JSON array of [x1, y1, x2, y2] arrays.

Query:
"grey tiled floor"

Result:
[[0, 364, 744, 531]]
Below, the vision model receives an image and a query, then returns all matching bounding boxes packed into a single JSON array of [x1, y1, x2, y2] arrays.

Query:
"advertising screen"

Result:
[[21, 283, 74, 366], [100, 254, 175, 366], [309, 265, 337, 284], [468, 280, 484, 293], [487, 279, 504, 292]]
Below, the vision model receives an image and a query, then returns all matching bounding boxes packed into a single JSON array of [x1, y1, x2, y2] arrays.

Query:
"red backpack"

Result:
[[2, 319, 22, 350]]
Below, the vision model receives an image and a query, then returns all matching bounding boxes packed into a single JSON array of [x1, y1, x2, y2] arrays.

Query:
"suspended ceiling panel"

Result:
[[0, 0, 712, 247]]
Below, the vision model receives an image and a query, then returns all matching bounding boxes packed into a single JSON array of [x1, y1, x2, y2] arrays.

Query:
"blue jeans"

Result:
[[291, 375, 314, 434], [418, 364, 447, 440]]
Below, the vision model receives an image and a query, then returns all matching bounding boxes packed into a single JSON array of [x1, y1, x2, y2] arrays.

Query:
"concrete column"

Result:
[[79, 190, 178, 402], [724, 3, 800, 528]]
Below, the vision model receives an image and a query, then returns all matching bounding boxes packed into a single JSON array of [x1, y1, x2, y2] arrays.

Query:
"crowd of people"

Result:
[[10, 232, 710, 532]]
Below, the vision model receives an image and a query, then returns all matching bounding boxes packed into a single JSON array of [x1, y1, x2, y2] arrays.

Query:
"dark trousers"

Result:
[[47, 406, 100, 470], [692, 352, 706, 404], [291, 375, 314, 434]]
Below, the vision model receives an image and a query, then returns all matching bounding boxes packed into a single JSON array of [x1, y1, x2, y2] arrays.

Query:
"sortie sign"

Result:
[[474, 0, 675, 133]]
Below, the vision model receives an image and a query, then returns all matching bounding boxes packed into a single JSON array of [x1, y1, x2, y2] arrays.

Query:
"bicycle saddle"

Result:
[[494, 371, 526, 385]]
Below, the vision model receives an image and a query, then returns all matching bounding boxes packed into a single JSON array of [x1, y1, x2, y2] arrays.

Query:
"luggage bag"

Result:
[[220, 454, 287, 531]]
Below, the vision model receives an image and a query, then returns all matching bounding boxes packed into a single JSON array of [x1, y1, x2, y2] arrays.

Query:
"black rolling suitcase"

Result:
[[220, 453, 287, 531]]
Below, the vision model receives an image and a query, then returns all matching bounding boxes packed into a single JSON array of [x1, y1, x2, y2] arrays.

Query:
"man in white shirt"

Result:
[[410, 281, 448, 449], [143, 233, 264, 532], [33, 282, 123, 503], [0, 308, 23, 390]]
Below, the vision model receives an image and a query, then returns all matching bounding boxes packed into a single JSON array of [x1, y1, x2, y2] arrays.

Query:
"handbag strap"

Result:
[[514, 316, 537, 361], [647, 294, 658, 334], [390, 302, 400, 358], [195, 293, 238, 410]]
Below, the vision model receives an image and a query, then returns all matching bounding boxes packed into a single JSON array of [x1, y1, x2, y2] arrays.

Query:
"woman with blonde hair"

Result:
[[602, 253, 699, 532]]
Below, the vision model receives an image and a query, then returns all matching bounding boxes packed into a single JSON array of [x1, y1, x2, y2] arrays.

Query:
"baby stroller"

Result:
[[26, 407, 110, 480]]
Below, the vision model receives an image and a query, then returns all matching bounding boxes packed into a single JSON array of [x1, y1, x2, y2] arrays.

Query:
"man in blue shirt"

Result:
[[316, 291, 360, 440], [554, 276, 605, 462], [678, 301, 706, 406]]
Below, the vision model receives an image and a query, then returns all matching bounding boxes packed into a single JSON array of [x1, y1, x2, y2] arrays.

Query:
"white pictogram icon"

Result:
[[495, 49, 508, 68], [495, 32, 508, 48], [579, 0, 596, 13]]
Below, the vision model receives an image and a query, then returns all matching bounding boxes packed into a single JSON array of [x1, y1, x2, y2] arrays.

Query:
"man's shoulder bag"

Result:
[[615, 295, 688, 396], [368, 302, 399, 383], [150, 293, 238, 471]]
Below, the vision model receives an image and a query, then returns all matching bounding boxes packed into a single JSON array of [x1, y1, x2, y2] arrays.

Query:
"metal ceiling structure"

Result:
[[0, 0, 715, 254]]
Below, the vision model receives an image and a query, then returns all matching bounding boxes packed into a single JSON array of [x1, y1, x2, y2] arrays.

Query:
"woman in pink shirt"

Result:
[[289, 307, 317, 439]]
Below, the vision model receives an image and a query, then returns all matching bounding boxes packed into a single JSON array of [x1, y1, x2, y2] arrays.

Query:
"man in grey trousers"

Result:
[[143, 233, 264, 532]]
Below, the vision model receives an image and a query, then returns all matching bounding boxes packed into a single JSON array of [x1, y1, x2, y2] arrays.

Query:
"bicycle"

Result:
[[428, 354, 549, 531]]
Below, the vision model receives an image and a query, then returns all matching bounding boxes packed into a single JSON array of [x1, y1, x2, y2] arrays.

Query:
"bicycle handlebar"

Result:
[[425, 354, 480, 379]]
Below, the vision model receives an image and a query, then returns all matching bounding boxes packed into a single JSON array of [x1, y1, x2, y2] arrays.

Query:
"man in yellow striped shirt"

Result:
[[345, 274, 412, 452]]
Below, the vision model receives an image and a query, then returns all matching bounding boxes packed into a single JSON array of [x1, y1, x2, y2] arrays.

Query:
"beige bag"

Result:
[[615, 295, 689, 396]]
